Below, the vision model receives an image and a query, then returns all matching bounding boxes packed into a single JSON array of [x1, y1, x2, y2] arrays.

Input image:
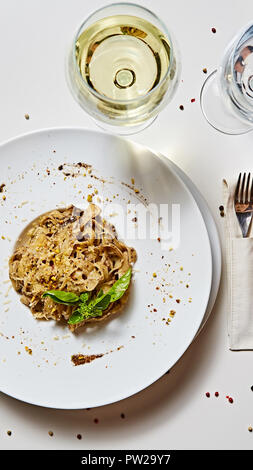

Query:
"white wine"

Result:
[[75, 15, 171, 102], [67, 6, 179, 132]]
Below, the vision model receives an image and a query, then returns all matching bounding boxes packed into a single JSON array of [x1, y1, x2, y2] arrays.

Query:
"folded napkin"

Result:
[[223, 178, 253, 350]]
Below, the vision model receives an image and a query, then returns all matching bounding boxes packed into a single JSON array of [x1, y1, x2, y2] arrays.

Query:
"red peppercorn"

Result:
[[228, 397, 233, 403], [215, 392, 219, 397], [211, 27, 216, 33], [205, 392, 210, 397], [191, 98, 196, 103]]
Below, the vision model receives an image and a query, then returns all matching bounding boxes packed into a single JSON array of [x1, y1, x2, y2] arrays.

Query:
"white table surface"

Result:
[[1, 0, 253, 451]]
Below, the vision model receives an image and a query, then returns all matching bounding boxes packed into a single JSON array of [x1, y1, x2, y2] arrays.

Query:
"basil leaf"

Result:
[[97, 289, 104, 299], [107, 268, 132, 302], [79, 292, 90, 303], [68, 304, 105, 324], [68, 310, 85, 325], [90, 293, 111, 311], [90, 308, 104, 317], [42, 290, 80, 305], [61, 268, 132, 326]]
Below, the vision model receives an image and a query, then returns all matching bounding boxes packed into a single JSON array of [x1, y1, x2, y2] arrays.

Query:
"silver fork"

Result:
[[234, 172, 253, 237]]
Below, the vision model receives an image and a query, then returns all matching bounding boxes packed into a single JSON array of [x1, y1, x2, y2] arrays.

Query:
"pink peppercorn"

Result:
[[226, 395, 234, 403]]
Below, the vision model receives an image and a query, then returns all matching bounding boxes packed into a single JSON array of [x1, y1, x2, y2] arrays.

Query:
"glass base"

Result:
[[93, 115, 157, 135], [200, 70, 253, 135]]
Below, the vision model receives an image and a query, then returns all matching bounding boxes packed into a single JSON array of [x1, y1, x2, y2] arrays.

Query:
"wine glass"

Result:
[[66, 2, 180, 135], [200, 22, 253, 135]]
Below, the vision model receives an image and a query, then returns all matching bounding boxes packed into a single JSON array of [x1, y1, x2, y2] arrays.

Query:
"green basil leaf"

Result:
[[79, 292, 90, 303], [42, 290, 80, 305], [91, 308, 104, 317], [97, 289, 104, 299], [81, 307, 105, 319], [107, 268, 132, 302], [63, 268, 132, 326], [68, 304, 105, 325], [90, 293, 111, 311], [68, 310, 85, 325]]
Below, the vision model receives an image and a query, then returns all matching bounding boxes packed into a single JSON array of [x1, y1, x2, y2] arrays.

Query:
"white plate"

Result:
[[159, 155, 221, 333], [0, 128, 212, 409]]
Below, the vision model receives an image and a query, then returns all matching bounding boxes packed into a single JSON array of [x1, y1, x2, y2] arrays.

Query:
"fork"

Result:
[[234, 172, 253, 237]]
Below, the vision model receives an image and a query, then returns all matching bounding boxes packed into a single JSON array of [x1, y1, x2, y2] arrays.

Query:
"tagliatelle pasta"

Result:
[[9, 204, 137, 331]]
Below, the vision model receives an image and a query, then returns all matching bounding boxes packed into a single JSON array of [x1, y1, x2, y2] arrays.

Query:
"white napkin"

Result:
[[223, 178, 253, 350]]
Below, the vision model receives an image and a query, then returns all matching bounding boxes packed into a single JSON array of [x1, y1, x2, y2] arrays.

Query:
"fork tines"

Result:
[[234, 172, 253, 204]]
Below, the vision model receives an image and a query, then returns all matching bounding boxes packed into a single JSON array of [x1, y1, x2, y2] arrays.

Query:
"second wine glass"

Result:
[[200, 22, 253, 135]]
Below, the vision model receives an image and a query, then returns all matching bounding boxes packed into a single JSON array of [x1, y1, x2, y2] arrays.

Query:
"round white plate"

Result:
[[0, 128, 212, 409], [159, 155, 221, 333]]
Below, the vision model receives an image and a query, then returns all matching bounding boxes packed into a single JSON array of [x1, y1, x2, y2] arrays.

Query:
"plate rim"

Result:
[[0, 126, 213, 409], [158, 153, 221, 334]]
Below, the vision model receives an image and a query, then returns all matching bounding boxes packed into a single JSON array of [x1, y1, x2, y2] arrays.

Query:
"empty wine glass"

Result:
[[200, 22, 253, 135]]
